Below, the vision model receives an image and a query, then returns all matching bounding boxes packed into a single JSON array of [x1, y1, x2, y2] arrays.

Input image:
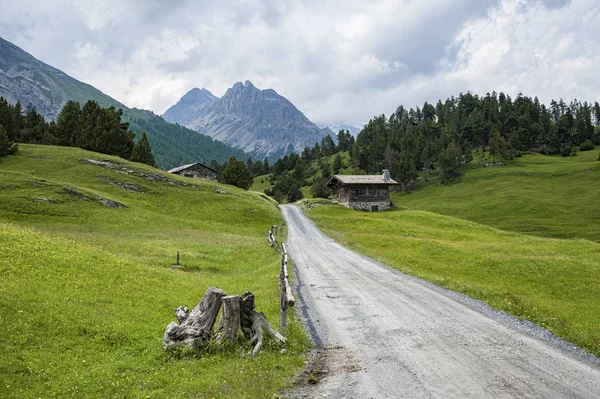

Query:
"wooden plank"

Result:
[[284, 279, 295, 307]]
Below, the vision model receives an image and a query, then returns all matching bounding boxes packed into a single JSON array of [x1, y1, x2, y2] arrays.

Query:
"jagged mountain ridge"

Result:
[[0, 36, 246, 169], [163, 80, 334, 161]]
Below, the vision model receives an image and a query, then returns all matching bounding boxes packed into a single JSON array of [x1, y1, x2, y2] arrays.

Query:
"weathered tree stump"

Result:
[[175, 306, 189, 323], [240, 291, 287, 356], [163, 287, 226, 350], [214, 295, 241, 344]]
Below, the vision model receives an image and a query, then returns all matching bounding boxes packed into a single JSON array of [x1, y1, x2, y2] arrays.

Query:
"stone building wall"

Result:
[[332, 184, 393, 211], [348, 201, 393, 211]]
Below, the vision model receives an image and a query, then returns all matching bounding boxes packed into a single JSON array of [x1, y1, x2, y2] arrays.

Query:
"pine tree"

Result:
[[221, 156, 254, 190], [130, 132, 156, 167], [333, 153, 343, 174], [0, 125, 17, 156], [55, 100, 81, 146], [286, 184, 304, 202]]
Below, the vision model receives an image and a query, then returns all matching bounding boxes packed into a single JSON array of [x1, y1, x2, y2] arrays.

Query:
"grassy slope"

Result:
[[308, 206, 600, 357], [250, 152, 353, 202], [396, 151, 600, 242], [0, 145, 309, 398]]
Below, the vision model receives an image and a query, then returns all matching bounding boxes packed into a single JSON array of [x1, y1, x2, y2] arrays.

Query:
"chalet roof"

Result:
[[167, 162, 219, 174], [326, 174, 398, 187]]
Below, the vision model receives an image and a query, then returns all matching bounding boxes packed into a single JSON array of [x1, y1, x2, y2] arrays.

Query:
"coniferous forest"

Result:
[[257, 92, 600, 200], [0, 97, 156, 166]]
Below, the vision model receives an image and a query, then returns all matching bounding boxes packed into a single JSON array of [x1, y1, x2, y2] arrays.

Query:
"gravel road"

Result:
[[281, 205, 600, 398]]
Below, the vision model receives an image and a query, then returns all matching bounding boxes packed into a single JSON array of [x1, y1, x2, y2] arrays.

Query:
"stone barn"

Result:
[[325, 170, 397, 211], [168, 162, 220, 181]]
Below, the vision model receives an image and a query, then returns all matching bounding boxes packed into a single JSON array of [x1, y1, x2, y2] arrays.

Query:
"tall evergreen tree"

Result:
[[333, 153, 343, 174], [130, 132, 156, 167], [221, 156, 254, 190], [0, 125, 18, 156], [55, 100, 81, 146]]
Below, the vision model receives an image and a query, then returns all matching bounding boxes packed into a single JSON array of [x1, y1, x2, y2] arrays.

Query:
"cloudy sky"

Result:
[[1, 0, 598, 126]]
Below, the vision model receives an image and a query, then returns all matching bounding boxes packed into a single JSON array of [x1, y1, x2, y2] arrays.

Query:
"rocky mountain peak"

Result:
[[162, 87, 218, 125], [164, 81, 334, 161]]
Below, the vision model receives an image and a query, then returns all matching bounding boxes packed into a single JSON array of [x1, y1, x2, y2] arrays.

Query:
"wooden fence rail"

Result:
[[267, 225, 294, 331], [279, 242, 295, 331]]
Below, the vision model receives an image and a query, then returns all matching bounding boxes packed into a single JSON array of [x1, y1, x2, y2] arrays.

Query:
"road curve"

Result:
[[281, 205, 600, 398]]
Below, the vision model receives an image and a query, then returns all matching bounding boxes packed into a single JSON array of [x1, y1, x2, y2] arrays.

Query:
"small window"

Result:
[[184, 173, 194, 178], [371, 205, 379, 212], [351, 187, 366, 195]]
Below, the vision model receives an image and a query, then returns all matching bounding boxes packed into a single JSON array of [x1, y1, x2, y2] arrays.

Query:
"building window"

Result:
[[351, 187, 366, 195], [184, 174, 194, 178]]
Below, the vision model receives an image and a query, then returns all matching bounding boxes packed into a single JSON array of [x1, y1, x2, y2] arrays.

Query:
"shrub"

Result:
[[286, 185, 304, 203], [579, 140, 595, 151], [560, 144, 576, 157], [310, 177, 330, 198]]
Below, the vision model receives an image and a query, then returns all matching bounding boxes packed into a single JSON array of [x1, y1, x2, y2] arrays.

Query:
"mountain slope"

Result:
[[123, 108, 247, 169], [0, 36, 245, 169], [0, 37, 124, 119], [165, 80, 334, 161], [162, 87, 218, 126]]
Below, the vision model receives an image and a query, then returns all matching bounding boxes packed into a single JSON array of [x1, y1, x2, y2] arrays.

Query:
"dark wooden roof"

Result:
[[325, 174, 398, 187], [167, 162, 220, 175]]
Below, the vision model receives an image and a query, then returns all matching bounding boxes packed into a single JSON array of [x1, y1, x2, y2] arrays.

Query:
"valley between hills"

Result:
[[1, 33, 600, 398]]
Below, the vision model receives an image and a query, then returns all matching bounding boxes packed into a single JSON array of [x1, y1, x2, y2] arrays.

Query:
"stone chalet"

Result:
[[167, 162, 220, 181], [325, 170, 398, 211]]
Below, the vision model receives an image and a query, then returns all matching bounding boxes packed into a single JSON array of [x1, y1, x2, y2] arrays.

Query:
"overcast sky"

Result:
[[1, 0, 598, 126]]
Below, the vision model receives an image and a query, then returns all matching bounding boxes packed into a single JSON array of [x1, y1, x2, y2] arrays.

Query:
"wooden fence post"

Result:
[[279, 242, 295, 332]]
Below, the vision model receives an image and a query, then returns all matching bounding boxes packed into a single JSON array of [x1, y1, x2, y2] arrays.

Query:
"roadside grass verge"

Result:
[[308, 205, 600, 357], [395, 151, 600, 242], [0, 144, 310, 398]]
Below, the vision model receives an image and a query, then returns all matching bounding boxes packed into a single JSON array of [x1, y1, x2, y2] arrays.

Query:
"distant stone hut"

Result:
[[325, 170, 397, 211], [168, 162, 220, 181]]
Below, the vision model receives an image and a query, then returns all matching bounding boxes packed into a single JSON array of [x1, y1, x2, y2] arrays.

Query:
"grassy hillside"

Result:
[[396, 151, 600, 242], [308, 205, 600, 357], [0, 145, 309, 398]]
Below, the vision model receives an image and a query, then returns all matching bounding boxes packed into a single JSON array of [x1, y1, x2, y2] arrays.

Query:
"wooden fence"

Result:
[[267, 225, 279, 251], [279, 242, 295, 330], [267, 225, 295, 331]]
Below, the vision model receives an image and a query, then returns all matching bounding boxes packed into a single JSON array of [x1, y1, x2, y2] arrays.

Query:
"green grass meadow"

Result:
[[307, 151, 600, 358], [0, 145, 309, 398], [396, 151, 600, 242]]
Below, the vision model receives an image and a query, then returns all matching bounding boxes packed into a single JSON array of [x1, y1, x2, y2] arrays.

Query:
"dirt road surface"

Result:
[[281, 205, 600, 398]]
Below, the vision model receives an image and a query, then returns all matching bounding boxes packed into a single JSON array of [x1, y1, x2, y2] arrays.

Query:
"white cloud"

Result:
[[1, 0, 598, 127]]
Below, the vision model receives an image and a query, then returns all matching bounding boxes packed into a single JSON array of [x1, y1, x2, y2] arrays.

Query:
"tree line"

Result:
[[243, 92, 600, 201], [0, 97, 156, 166], [351, 93, 600, 190]]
